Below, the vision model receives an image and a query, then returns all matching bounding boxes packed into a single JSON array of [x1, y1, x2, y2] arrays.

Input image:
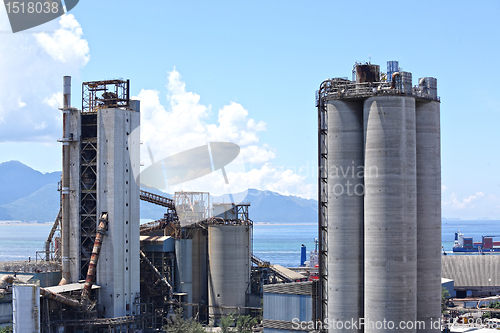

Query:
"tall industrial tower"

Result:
[[60, 78, 141, 318], [317, 62, 441, 332]]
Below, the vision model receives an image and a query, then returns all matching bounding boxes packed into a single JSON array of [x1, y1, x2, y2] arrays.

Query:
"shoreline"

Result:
[[0, 221, 53, 226]]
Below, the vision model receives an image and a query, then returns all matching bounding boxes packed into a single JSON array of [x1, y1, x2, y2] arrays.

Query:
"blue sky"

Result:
[[0, 0, 499, 219]]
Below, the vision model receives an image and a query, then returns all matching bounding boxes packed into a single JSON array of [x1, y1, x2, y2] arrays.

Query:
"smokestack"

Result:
[[63, 76, 71, 108], [60, 76, 71, 285]]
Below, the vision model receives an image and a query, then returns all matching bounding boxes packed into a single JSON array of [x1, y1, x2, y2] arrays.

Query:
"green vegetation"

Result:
[[219, 313, 258, 333], [163, 308, 258, 333], [235, 315, 258, 333], [163, 308, 205, 333], [442, 287, 450, 313], [488, 301, 500, 309], [0, 326, 13, 333], [219, 314, 234, 333]]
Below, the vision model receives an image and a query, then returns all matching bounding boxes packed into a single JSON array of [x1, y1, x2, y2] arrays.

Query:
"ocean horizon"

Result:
[[0, 219, 498, 267]]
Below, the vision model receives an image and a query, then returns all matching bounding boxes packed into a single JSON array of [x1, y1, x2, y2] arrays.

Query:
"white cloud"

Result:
[[442, 191, 500, 219], [34, 14, 89, 66], [135, 69, 313, 199], [449, 192, 485, 210], [0, 14, 89, 143], [17, 98, 26, 108]]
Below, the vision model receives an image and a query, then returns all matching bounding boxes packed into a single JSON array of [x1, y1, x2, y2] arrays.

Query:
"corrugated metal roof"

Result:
[[263, 319, 308, 332], [263, 281, 315, 295], [442, 255, 500, 287]]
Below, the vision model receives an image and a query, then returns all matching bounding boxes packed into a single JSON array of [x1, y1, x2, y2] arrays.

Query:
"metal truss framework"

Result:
[[82, 79, 130, 113], [79, 113, 98, 280], [316, 81, 329, 326]]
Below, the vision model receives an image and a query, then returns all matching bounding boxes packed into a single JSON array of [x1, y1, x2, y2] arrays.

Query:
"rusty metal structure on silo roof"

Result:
[[316, 61, 441, 333]]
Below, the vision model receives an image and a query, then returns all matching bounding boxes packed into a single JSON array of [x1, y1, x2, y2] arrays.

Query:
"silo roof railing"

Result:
[[319, 79, 440, 102]]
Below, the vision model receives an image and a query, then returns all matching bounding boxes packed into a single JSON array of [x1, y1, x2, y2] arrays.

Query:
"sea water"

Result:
[[0, 220, 499, 267]]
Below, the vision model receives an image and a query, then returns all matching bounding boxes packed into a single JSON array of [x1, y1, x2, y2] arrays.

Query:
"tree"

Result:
[[218, 313, 258, 333], [442, 287, 450, 313], [163, 308, 205, 333], [219, 313, 234, 333], [235, 315, 258, 333], [0, 326, 12, 333]]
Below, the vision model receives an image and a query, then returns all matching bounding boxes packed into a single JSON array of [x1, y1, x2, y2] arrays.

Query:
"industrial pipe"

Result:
[[40, 287, 80, 307], [0, 275, 19, 289], [60, 76, 71, 285], [390, 72, 401, 89], [81, 213, 108, 299], [1, 275, 79, 307], [45, 208, 62, 261], [140, 250, 173, 290]]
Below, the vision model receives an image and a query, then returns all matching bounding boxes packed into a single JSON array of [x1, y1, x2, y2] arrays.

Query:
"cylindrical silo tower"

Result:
[[327, 99, 364, 332], [363, 96, 417, 332], [208, 224, 251, 319], [416, 95, 441, 332]]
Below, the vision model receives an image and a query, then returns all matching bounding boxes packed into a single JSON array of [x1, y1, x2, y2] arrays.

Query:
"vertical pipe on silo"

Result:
[[60, 76, 71, 284], [327, 99, 364, 332], [363, 96, 417, 333], [416, 100, 441, 332]]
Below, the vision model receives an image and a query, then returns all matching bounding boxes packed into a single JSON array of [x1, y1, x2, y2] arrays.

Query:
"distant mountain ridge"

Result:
[[0, 161, 318, 223]]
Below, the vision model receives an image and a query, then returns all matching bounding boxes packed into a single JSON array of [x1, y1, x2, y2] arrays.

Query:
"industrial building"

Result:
[[0, 77, 306, 332], [316, 61, 441, 333], [0, 62, 445, 332], [442, 255, 500, 298]]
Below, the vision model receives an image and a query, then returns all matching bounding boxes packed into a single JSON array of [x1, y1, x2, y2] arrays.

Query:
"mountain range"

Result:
[[0, 161, 318, 223]]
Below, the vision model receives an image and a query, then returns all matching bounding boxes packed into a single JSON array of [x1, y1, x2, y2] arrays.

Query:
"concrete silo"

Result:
[[363, 96, 417, 332], [317, 62, 441, 333], [416, 89, 441, 331], [326, 99, 364, 331], [208, 223, 251, 319]]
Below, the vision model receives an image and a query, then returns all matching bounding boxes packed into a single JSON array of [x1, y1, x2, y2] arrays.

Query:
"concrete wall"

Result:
[[363, 96, 417, 332], [416, 100, 441, 332], [326, 99, 364, 332], [68, 108, 81, 283], [96, 107, 141, 318]]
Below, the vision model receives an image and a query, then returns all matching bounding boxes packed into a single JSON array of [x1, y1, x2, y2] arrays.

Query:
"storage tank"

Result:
[[393, 71, 413, 94], [191, 228, 208, 320], [416, 99, 441, 332], [356, 64, 380, 83], [418, 77, 438, 98], [175, 239, 193, 318], [13, 280, 40, 333], [363, 96, 417, 332], [213, 203, 237, 220], [326, 99, 364, 332], [208, 224, 251, 318]]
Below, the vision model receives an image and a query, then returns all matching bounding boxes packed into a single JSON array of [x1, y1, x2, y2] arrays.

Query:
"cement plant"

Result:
[[1, 61, 498, 333]]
